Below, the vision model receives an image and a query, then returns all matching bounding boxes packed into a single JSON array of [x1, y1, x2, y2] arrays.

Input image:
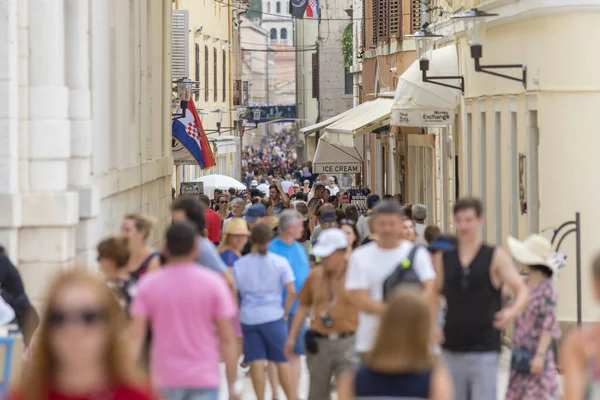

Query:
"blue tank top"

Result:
[[355, 366, 431, 399]]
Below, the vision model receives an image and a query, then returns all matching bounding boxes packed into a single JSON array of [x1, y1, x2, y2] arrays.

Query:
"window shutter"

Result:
[[204, 46, 209, 102], [171, 10, 189, 79], [411, 0, 421, 33], [361, 0, 366, 50], [372, 0, 378, 47], [311, 52, 319, 99], [222, 50, 227, 103], [389, 0, 401, 38], [376, 0, 389, 42], [195, 43, 200, 101], [213, 48, 218, 102]]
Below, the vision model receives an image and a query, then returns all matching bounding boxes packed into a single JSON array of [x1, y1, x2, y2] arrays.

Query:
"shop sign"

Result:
[[313, 163, 361, 174], [391, 109, 455, 126]]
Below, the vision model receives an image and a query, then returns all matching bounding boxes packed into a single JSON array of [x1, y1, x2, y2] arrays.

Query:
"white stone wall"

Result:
[[318, 0, 354, 119], [0, 0, 172, 304]]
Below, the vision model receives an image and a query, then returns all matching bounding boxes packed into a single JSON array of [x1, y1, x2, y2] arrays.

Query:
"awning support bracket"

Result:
[[420, 60, 465, 94]]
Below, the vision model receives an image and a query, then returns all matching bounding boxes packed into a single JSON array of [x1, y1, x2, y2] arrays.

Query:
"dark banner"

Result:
[[242, 105, 297, 123], [289, 0, 308, 18]]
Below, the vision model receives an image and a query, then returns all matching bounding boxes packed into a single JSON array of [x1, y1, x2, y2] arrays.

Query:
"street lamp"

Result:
[[405, 30, 465, 93], [172, 78, 193, 120], [253, 109, 261, 128], [451, 8, 527, 87]]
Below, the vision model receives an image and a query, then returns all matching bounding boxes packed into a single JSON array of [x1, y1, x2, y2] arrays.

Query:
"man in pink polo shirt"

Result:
[[130, 221, 240, 400]]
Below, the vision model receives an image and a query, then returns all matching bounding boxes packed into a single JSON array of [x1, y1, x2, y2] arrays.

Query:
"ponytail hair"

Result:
[[250, 223, 273, 255]]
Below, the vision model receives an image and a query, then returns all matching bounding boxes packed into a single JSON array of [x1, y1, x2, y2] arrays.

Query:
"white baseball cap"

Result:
[[312, 228, 348, 258], [250, 180, 258, 187]]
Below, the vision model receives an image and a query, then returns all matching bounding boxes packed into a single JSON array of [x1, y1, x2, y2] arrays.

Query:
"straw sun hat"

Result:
[[224, 217, 250, 236], [507, 234, 557, 275]]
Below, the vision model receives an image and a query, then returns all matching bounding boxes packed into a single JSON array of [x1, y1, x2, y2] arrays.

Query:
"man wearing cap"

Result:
[[241, 204, 268, 256], [303, 180, 310, 194], [250, 179, 258, 189], [285, 228, 358, 400]]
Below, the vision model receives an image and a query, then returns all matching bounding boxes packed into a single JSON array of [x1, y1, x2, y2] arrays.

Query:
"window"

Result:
[[171, 10, 189, 79], [312, 53, 319, 98], [204, 45, 209, 102], [213, 48, 218, 102], [371, 0, 403, 46], [411, 0, 421, 33], [480, 111, 487, 241], [280, 28, 287, 40], [222, 50, 226, 102], [494, 111, 502, 243], [276, 1, 281, 12], [194, 43, 200, 101], [344, 67, 352, 95], [270, 28, 277, 40]]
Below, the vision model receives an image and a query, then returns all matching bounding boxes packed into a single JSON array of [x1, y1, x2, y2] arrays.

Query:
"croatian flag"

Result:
[[172, 98, 216, 169], [305, 0, 318, 18]]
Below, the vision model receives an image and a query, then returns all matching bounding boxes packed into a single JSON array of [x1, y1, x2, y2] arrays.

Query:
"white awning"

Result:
[[312, 136, 362, 174], [324, 95, 394, 147], [391, 44, 460, 126], [299, 107, 356, 136]]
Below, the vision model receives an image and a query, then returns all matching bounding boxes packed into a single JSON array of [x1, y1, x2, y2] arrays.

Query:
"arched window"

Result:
[[280, 28, 287, 40], [267, 2, 271, 12], [270, 28, 277, 40], [276, 1, 281, 13]]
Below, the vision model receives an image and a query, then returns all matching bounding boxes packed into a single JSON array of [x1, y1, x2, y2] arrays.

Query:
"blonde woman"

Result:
[[7, 270, 157, 400], [120, 214, 161, 282], [338, 288, 453, 400]]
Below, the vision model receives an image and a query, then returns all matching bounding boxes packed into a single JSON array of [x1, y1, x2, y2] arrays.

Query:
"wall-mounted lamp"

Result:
[[172, 78, 194, 120], [252, 109, 261, 128], [451, 8, 527, 88], [213, 108, 228, 135], [195, 27, 203, 34], [405, 30, 465, 93]]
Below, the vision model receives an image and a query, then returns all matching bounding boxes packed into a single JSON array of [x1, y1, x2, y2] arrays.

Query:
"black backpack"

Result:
[[382, 245, 424, 300]]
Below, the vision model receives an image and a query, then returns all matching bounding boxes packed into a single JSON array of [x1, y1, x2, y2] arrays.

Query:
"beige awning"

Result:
[[312, 136, 363, 174], [299, 107, 357, 136], [325, 95, 394, 146]]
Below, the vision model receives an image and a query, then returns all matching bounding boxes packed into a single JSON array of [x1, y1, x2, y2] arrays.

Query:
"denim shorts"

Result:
[[242, 318, 288, 362], [288, 314, 307, 355], [161, 387, 219, 400]]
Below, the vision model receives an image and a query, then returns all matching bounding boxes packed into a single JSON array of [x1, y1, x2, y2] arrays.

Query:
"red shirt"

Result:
[[205, 208, 222, 244], [7, 384, 158, 400]]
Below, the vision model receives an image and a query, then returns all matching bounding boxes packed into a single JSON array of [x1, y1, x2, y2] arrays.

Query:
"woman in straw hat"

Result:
[[218, 217, 250, 365], [505, 234, 561, 400]]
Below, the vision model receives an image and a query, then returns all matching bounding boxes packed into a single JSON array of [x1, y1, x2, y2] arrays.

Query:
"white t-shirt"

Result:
[[327, 185, 340, 196], [345, 240, 436, 353]]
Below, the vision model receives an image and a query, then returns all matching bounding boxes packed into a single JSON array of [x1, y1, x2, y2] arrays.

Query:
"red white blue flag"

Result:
[[305, 0, 318, 18], [171, 98, 216, 169]]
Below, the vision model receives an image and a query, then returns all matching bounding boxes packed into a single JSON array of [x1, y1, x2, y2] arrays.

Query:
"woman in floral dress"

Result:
[[506, 234, 561, 400]]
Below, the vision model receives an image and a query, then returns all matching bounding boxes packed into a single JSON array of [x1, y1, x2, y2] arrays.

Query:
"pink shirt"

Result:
[[131, 263, 235, 389]]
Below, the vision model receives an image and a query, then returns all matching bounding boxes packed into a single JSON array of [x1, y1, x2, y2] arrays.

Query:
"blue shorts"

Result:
[[288, 314, 307, 355], [242, 318, 288, 363]]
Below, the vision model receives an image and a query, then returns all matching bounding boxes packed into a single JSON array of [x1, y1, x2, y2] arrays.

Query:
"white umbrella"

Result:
[[192, 174, 247, 197]]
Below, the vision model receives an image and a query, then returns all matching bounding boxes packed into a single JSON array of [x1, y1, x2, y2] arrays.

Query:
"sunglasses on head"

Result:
[[339, 219, 355, 226], [48, 308, 108, 327]]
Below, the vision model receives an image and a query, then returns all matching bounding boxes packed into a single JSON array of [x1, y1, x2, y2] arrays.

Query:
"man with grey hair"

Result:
[[412, 204, 427, 245], [222, 198, 246, 233], [268, 209, 310, 399]]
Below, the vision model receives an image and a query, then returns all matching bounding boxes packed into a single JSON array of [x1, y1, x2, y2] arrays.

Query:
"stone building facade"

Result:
[[0, 0, 173, 304]]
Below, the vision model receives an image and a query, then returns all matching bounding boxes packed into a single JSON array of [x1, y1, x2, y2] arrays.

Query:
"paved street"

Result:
[[217, 348, 544, 399]]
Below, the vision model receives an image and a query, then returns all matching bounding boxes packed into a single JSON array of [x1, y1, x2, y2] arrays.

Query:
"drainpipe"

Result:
[[420, 0, 430, 27]]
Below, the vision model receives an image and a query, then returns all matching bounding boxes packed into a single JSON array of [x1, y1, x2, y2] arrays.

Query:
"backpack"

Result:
[[382, 245, 423, 301]]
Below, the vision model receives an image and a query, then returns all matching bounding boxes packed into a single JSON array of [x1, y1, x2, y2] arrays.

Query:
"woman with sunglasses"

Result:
[[8, 269, 156, 400]]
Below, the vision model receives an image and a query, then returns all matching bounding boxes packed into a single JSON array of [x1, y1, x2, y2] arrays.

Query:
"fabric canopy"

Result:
[[312, 136, 362, 174], [324, 94, 394, 147], [192, 174, 246, 197], [299, 107, 356, 136], [391, 44, 460, 126]]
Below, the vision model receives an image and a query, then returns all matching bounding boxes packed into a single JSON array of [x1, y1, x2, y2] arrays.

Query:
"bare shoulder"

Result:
[[491, 245, 512, 268]]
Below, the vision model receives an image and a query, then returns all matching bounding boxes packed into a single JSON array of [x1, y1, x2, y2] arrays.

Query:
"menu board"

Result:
[[179, 182, 204, 198]]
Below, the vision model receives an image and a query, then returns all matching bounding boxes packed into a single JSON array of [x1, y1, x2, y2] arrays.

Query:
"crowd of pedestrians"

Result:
[[3, 162, 600, 399]]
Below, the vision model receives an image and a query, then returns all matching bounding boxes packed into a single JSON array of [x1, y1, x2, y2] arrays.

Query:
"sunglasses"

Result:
[[460, 268, 472, 291], [48, 308, 108, 327], [219, 201, 228, 204], [339, 219, 355, 226]]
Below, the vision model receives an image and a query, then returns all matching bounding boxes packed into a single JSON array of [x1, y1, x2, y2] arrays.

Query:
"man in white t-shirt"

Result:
[[326, 176, 340, 196], [345, 200, 437, 355]]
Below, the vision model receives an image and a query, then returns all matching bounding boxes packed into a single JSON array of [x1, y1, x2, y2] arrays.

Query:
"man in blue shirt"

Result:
[[269, 209, 310, 399]]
